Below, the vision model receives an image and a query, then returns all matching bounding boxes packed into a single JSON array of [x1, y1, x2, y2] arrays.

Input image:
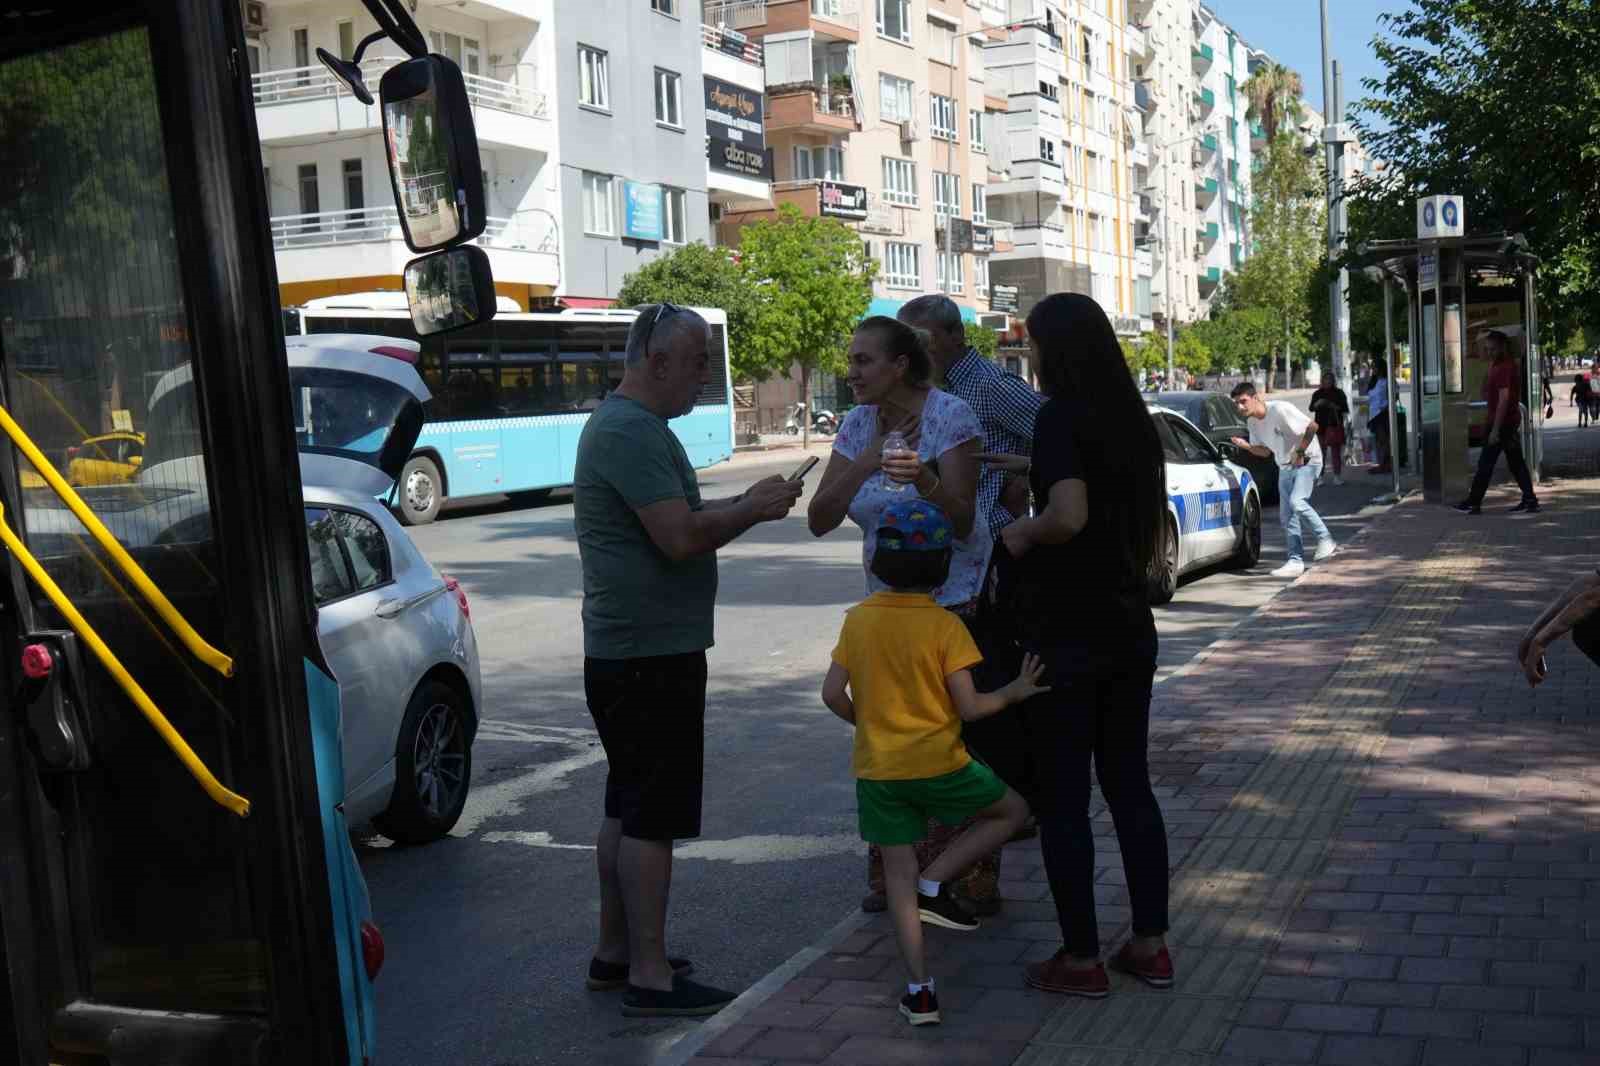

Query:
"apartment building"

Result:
[[1192, 6, 1252, 313], [250, 0, 562, 309], [716, 0, 1011, 320]]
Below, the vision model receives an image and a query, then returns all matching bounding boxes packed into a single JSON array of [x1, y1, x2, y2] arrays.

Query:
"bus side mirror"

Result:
[[379, 55, 486, 253], [404, 246, 497, 337]]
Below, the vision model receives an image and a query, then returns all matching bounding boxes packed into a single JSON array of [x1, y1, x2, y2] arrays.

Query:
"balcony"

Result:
[[1136, 193, 1153, 222], [1199, 265, 1221, 292], [1134, 79, 1156, 113], [702, 23, 764, 66], [1195, 87, 1216, 113], [740, 0, 860, 41], [988, 220, 1016, 253], [1191, 42, 1214, 72], [766, 81, 858, 133], [1127, 23, 1153, 63], [1199, 133, 1218, 154], [1201, 221, 1220, 242], [1195, 177, 1219, 205], [704, 0, 770, 30], [271, 207, 559, 289], [253, 59, 549, 150]]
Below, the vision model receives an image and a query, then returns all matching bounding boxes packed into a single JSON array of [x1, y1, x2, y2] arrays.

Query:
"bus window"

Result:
[[557, 348, 608, 410], [445, 346, 498, 418], [0, 26, 261, 1013]]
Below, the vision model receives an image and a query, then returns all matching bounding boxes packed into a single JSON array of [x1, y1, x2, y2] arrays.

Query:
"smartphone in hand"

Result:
[[787, 455, 820, 482]]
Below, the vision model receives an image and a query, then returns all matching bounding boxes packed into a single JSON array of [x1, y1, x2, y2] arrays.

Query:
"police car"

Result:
[[1147, 404, 1264, 604]]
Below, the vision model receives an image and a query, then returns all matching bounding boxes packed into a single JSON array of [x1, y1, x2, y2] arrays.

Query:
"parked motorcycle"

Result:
[[785, 402, 838, 436]]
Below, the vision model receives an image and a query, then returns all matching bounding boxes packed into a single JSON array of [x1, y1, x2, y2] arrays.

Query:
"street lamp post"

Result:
[[1319, 0, 1351, 395]]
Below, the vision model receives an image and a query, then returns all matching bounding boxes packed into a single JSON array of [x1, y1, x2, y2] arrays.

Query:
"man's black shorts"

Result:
[[584, 651, 707, 842]]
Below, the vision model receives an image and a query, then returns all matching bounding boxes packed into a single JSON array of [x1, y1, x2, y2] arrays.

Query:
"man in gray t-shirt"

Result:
[[575, 303, 802, 1019]]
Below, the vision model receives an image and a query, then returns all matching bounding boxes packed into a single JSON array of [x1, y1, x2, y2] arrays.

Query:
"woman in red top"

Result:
[[1457, 330, 1538, 515]]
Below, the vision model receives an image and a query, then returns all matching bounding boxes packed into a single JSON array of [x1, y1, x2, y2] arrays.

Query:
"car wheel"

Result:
[[1232, 492, 1263, 569], [1148, 516, 1179, 606], [374, 680, 473, 846], [397, 455, 442, 526]]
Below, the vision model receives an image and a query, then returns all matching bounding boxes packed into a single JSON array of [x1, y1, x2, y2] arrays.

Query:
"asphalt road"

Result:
[[358, 437, 1398, 1066]]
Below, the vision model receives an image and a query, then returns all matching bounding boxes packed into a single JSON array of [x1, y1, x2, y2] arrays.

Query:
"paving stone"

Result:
[[1480, 1015, 1584, 1049], [1436, 985, 1532, 1012], [739, 1029, 850, 1062], [1379, 1007, 1480, 1039], [1447, 937, 1537, 961], [1306, 953, 1399, 979], [1419, 1039, 1527, 1065], [1283, 1004, 1380, 1034], [741, 1002, 837, 1030], [1489, 961, 1583, 989], [1220, 1026, 1322, 1063], [701, 1026, 768, 1058], [1251, 975, 1345, 1003], [1413, 915, 1496, 936], [1318, 1034, 1424, 1066], [1398, 957, 1488, 984], [1341, 980, 1437, 1007], [818, 1035, 1025, 1065]]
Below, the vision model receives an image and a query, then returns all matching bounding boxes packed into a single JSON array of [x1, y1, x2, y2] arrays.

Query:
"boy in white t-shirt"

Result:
[[1229, 382, 1335, 578]]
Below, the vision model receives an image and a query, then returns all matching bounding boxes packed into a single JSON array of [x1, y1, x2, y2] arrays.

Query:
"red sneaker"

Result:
[[1109, 943, 1174, 989], [1024, 950, 1109, 998]]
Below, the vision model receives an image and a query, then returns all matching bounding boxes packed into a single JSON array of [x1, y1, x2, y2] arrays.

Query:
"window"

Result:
[[879, 73, 913, 121], [876, 0, 910, 42], [663, 187, 687, 243], [930, 94, 958, 141], [1039, 137, 1057, 164], [337, 20, 355, 61], [936, 251, 964, 294], [969, 109, 986, 152], [1039, 79, 1059, 101], [1085, 150, 1099, 191], [579, 46, 610, 109], [428, 32, 480, 75], [927, 19, 955, 63], [341, 159, 362, 226], [463, 37, 481, 76], [882, 156, 918, 206], [298, 163, 319, 223], [884, 242, 921, 288], [654, 68, 682, 127], [972, 183, 987, 223], [305, 509, 354, 605], [967, 38, 986, 78], [332, 511, 392, 592], [975, 256, 989, 295], [652, 0, 677, 13], [582, 171, 616, 235], [933, 171, 960, 218], [794, 144, 845, 181], [292, 26, 310, 85]]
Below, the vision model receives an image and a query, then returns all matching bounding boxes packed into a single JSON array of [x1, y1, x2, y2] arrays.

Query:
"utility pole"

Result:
[[1319, 0, 1350, 394]]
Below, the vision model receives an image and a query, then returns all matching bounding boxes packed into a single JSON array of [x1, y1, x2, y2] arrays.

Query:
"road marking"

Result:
[[451, 725, 607, 838], [481, 830, 596, 850], [476, 719, 597, 743], [478, 828, 863, 864]]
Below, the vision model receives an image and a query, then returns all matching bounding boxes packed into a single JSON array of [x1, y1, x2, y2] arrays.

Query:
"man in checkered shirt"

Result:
[[900, 295, 1042, 542]]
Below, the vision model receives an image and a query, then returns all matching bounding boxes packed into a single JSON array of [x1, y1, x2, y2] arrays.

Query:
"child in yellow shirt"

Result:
[[821, 498, 1047, 1027]]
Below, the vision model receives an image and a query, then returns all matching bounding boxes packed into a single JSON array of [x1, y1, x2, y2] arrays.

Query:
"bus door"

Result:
[[0, 8, 373, 1064], [498, 329, 567, 493], [436, 343, 505, 498], [554, 321, 629, 480]]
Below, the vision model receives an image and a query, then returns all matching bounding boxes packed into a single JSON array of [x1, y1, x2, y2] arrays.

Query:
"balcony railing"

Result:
[[253, 59, 548, 119], [271, 207, 558, 255], [705, 0, 769, 29], [809, 0, 860, 28], [701, 23, 764, 65]]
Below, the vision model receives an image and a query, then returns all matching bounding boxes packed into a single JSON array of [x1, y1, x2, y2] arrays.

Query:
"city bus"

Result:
[[287, 294, 736, 523], [0, 0, 494, 1061]]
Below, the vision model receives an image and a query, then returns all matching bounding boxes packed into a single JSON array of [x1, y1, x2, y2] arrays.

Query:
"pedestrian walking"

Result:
[[807, 317, 996, 914], [975, 293, 1174, 999], [1456, 330, 1539, 515], [574, 303, 804, 1018], [1230, 382, 1335, 578], [1309, 370, 1350, 486], [821, 497, 1043, 1027], [1570, 373, 1590, 427], [1366, 360, 1393, 474], [896, 294, 1045, 906]]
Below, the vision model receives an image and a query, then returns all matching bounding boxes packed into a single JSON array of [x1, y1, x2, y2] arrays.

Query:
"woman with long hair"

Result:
[[1366, 358, 1392, 473], [1310, 370, 1350, 485], [978, 293, 1173, 997]]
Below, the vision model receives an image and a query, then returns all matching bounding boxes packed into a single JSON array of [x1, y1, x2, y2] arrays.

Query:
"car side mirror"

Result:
[[404, 246, 497, 337], [379, 55, 486, 252]]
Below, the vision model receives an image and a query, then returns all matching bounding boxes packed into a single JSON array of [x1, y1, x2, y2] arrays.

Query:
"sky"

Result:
[[1201, 0, 1408, 122]]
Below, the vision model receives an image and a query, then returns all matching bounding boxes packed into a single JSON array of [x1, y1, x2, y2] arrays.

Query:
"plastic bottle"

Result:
[[881, 430, 912, 493]]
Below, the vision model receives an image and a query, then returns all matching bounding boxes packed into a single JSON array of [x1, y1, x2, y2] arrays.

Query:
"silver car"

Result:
[[22, 335, 482, 844], [291, 335, 482, 844]]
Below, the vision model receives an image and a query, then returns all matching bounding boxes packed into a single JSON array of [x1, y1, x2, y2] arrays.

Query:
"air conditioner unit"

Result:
[[899, 119, 920, 143], [243, 0, 266, 32]]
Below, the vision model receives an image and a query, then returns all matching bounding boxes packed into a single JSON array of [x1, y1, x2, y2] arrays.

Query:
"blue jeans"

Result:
[[1278, 464, 1331, 563]]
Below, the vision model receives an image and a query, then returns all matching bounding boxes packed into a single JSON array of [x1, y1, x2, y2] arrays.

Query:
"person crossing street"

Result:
[[1229, 383, 1335, 579]]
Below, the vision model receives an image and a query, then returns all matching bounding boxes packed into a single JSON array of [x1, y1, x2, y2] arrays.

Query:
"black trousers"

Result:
[[1466, 428, 1536, 507], [1026, 663, 1168, 957]]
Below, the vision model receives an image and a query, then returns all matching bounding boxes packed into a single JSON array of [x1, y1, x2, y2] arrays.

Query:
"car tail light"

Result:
[[443, 575, 470, 621], [360, 920, 385, 980], [369, 345, 418, 365]]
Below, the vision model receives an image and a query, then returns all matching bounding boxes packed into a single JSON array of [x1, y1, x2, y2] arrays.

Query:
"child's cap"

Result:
[[876, 498, 954, 553]]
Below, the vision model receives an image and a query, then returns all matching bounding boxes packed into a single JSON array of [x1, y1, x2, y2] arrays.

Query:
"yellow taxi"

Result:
[[20, 432, 145, 489]]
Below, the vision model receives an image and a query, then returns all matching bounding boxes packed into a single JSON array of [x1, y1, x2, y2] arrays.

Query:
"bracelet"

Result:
[[919, 471, 942, 497]]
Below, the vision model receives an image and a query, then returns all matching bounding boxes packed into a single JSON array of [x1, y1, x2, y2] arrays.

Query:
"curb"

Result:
[[733, 439, 836, 453], [654, 907, 873, 1066]]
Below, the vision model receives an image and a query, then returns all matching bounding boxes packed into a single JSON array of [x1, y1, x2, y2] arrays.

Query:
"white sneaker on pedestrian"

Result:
[[1271, 560, 1306, 579], [1313, 540, 1337, 562]]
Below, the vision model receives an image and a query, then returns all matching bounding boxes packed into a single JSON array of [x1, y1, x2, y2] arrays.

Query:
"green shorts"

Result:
[[856, 761, 1008, 845]]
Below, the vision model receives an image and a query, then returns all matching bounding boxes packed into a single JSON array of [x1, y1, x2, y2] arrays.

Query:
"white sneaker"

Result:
[[1271, 560, 1306, 579], [1313, 540, 1337, 562]]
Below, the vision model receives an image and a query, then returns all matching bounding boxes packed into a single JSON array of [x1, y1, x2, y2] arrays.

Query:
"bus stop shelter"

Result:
[[1356, 225, 1543, 506]]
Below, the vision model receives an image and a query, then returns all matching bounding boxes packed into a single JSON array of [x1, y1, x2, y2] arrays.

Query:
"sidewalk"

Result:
[[663, 471, 1599, 1065]]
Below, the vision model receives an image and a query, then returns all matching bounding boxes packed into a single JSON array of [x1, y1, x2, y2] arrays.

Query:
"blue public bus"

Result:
[[287, 293, 735, 524]]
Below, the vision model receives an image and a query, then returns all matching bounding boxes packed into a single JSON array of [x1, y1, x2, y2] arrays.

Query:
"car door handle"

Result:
[[375, 585, 446, 620]]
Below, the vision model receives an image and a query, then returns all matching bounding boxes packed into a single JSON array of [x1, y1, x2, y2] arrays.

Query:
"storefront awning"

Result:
[[865, 297, 978, 324]]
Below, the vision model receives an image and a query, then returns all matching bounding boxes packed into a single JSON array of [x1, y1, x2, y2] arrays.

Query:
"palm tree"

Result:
[[1243, 62, 1304, 142]]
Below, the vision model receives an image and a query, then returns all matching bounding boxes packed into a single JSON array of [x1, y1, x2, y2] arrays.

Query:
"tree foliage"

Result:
[[616, 242, 768, 378], [1230, 130, 1324, 386], [1192, 307, 1280, 376], [1120, 332, 1164, 377], [965, 322, 998, 361], [1351, 0, 1600, 343], [1242, 62, 1305, 143]]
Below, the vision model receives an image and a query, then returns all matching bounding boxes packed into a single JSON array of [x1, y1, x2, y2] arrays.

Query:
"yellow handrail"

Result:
[[0, 406, 233, 678], [0, 502, 249, 817]]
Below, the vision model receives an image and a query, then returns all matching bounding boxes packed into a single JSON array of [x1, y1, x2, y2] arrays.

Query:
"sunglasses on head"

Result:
[[640, 302, 685, 358]]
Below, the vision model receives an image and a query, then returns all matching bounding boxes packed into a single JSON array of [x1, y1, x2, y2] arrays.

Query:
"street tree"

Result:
[[737, 204, 876, 446], [1352, 0, 1600, 342], [1120, 332, 1163, 381], [1232, 129, 1324, 390], [615, 242, 773, 381], [1193, 307, 1279, 380], [965, 322, 999, 362]]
